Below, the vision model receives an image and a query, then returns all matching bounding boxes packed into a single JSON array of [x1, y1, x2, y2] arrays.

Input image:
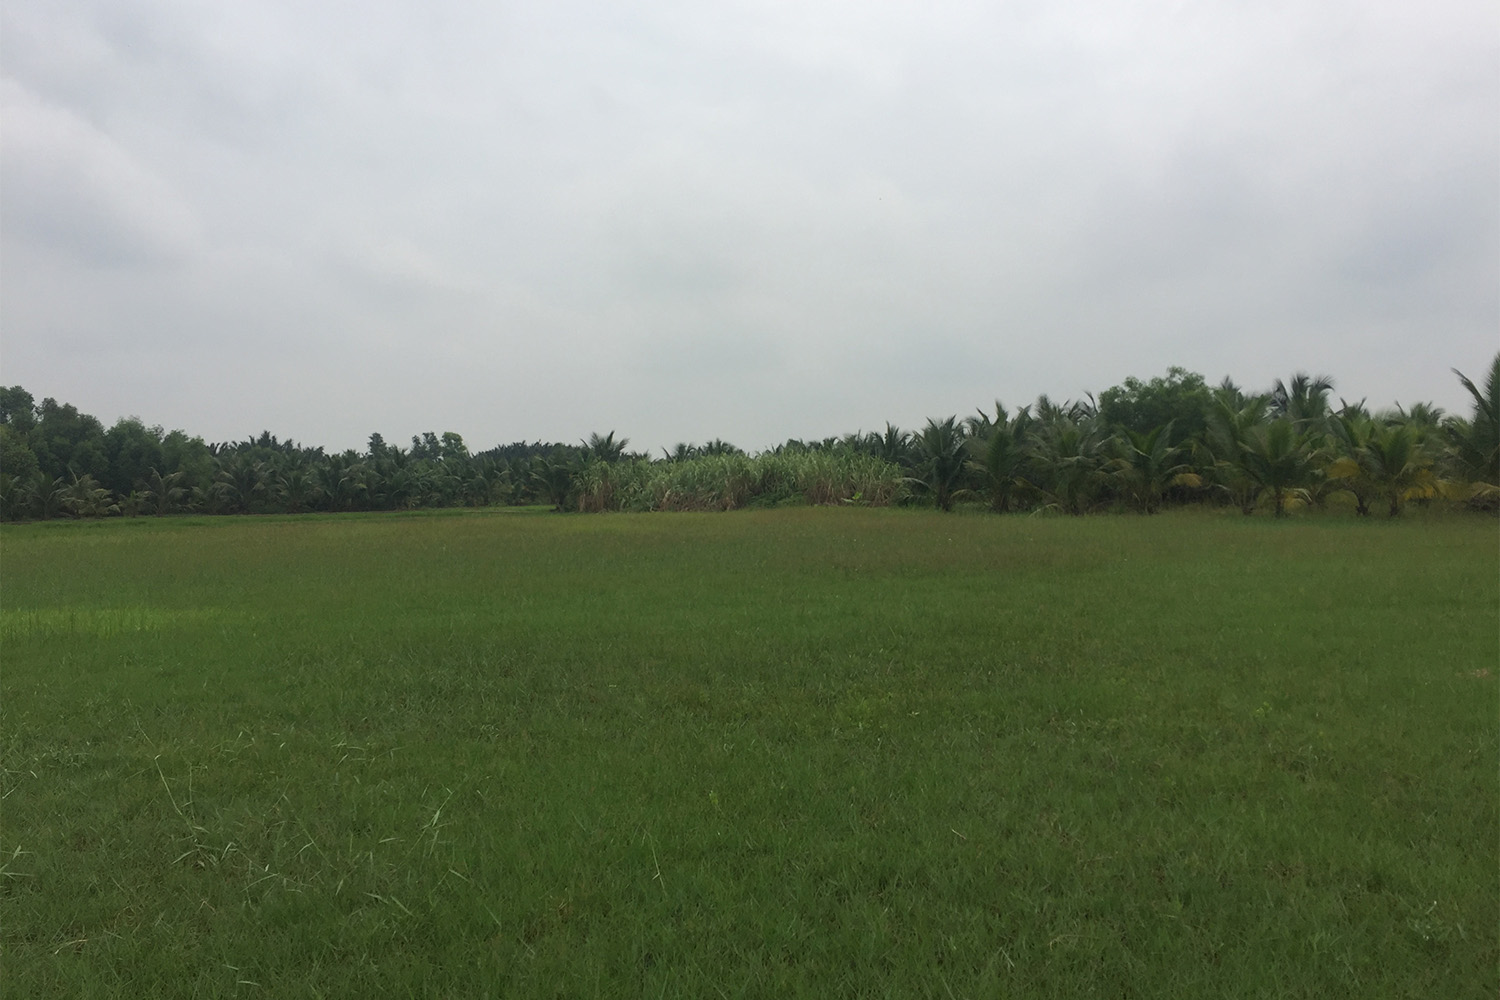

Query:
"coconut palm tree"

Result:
[[61, 471, 118, 518], [1360, 422, 1436, 516], [1026, 417, 1108, 515], [313, 453, 367, 511], [966, 406, 1031, 512], [531, 453, 576, 511], [582, 431, 629, 464], [963, 403, 1009, 441], [371, 459, 418, 510], [0, 473, 24, 520], [18, 473, 69, 520], [1206, 391, 1271, 514], [1445, 354, 1499, 499], [1237, 419, 1322, 517], [875, 424, 912, 468], [1395, 401, 1445, 431], [215, 454, 267, 513], [700, 439, 743, 457], [141, 467, 187, 516], [1328, 414, 1380, 516], [911, 416, 969, 511], [1271, 373, 1335, 430], [274, 464, 315, 513], [1111, 423, 1199, 514]]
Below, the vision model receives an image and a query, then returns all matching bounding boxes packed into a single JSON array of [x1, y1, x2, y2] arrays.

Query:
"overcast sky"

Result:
[[3, 1, 1496, 453]]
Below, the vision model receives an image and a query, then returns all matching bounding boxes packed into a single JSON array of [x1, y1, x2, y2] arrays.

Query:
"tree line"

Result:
[[1, 356, 1495, 521]]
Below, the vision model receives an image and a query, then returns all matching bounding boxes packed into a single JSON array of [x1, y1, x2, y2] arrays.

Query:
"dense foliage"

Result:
[[2, 355, 1496, 520]]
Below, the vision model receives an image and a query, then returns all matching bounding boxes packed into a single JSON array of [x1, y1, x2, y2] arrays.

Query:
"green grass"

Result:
[[2, 508, 1495, 998]]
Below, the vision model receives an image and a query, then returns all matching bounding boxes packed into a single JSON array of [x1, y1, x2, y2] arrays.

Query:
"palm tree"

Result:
[[1396, 401, 1445, 430], [372, 459, 418, 510], [531, 453, 576, 511], [419, 461, 462, 509], [0, 473, 24, 520], [1238, 419, 1322, 517], [963, 403, 1009, 441], [1032, 393, 1093, 426], [700, 439, 743, 457], [1271, 373, 1335, 429], [875, 424, 911, 468], [966, 406, 1031, 512], [215, 454, 267, 513], [275, 464, 315, 513], [313, 454, 366, 511], [141, 467, 187, 516], [1446, 354, 1500, 499], [189, 481, 228, 514], [1207, 392, 1271, 514], [479, 460, 514, 506], [1026, 418, 1108, 515], [911, 416, 969, 511], [61, 471, 118, 518], [1328, 414, 1380, 516], [1111, 423, 1199, 514], [583, 431, 629, 464], [22, 473, 69, 520], [1359, 422, 1436, 516]]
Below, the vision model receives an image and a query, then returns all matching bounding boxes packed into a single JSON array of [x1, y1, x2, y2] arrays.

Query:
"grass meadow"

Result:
[[1, 508, 1495, 998]]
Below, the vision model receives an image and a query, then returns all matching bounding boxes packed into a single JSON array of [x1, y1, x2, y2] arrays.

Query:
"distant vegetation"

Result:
[[2, 355, 1496, 519]]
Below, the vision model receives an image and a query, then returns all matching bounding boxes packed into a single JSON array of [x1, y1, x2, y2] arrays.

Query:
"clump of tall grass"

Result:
[[789, 450, 904, 506], [573, 452, 906, 512]]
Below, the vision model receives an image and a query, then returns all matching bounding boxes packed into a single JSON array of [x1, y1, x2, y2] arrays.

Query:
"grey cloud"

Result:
[[0, 78, 199, 267], [0, 0, 1494, 452]]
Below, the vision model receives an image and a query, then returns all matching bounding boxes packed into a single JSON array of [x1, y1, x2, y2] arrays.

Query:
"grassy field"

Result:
[[2, 507, 1495, 998]]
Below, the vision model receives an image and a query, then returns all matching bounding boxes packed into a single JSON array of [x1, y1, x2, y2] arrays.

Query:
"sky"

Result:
[[2, 0, 1496, 455]]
